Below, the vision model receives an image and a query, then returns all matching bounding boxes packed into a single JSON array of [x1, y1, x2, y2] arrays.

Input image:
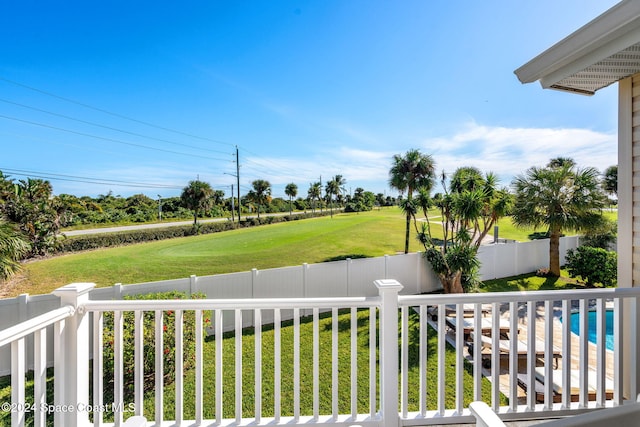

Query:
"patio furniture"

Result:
[[427, 303, 490, 320], [468, 334, 562, 369], [471, 398, 640, 426], [517, 367, 614, 403], [445, 315, 511, 340]]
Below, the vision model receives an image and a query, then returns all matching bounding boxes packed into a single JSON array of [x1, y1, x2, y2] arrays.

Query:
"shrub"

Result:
[[565, 246, 617, 287], [101, 291, 210, 404]]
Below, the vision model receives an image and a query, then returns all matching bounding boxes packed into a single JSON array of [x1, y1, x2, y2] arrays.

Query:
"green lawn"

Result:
[[11, 207, 614, 297]]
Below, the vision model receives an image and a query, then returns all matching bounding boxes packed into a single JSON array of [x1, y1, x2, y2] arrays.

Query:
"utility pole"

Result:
[[230, 184, 235, 222], [157, 195, 162, 221], [236, 146, 241, 221]]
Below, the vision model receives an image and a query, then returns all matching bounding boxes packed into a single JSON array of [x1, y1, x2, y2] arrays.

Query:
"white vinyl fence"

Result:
[[0, 236, 580, 375]]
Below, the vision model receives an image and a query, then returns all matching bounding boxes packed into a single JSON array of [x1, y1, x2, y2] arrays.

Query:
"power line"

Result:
[[0, 97, 233, 156], [0, 76, 235, 148], [0, 114, 233, 163], [0, 167, 184, 189]]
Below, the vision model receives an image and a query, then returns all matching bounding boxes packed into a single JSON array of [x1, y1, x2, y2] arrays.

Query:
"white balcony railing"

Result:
[[1, 280, 639, 427]]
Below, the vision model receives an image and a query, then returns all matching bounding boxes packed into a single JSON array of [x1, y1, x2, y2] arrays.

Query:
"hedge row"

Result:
[[56, 212, 328, 253]]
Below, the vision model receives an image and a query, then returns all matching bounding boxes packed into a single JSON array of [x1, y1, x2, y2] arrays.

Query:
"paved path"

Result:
[[61, 211, 311, 237]]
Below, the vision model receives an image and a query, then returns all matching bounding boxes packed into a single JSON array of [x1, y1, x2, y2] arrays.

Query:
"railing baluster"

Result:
[[491, 303, 500, 411], [419, 305, 428, 416], [578, 298, 588, 407], [437, 304, 445, 415], [93, 311, 104, 427], [294, 307, 301, 421], [114, 310, 123, 426], [369, 307, 377, 419], [509, 302, 518, 412], [134, 310, 144, 418], [526, 300, 536, 410], [455, 304, 464, 415], [543, 300, 553, 411], [275, 308, 282, 421], [195, 309, 203, 424], [34, 328, 46, 427], [331, 307, 338, 419], [53, 320, 64, 427], [11, 338, 25, 427], [175, 309, 184, 425], [613, 298, 623, 405], [350, 306, 357, 419], [473, 304, 482, 402], [595, 299, 605, 407], [215, 309, 223, 424], [313, 307, 319, 420], [255, 309, 262, 423], [235, 309, 242, 423], [561, 300, 571, 409], [155, 310, 164, 426], [401, 305, 408, 418]]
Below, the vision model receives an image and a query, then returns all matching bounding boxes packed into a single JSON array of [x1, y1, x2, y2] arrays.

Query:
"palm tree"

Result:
[[389, 149, 436, 253], [307, 182, 321, 213], [285, 183, 298, 216], [512, 158, 607, 276], [180, 180, 214, 225], [247, 179, 271, 219], [0, 219, 30, 281], [603, 165, 617, 197], [325, 175, 346, 218]]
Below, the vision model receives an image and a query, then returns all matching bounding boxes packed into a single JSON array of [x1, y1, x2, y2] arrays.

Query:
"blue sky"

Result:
[[0, 1, 620, 200]]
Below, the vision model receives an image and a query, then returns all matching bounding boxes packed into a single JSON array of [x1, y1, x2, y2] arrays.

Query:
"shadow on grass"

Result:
[[322, 254, 370, 262]]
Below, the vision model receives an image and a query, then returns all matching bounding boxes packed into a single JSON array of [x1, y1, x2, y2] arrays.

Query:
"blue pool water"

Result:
[[567, 310, 614, 351]]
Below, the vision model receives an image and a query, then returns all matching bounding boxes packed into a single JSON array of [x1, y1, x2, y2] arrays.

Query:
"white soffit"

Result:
[[515, 0, 640, 95]]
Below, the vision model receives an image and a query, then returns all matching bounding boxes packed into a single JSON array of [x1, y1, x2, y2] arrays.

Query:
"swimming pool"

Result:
[[566, 309, 614, 351]]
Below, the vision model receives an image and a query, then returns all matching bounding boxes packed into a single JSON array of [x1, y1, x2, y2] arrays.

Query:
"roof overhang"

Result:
[[514, 0, 640, 95]]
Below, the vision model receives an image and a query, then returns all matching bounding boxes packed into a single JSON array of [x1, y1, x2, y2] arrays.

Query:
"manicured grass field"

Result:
[[11, 207, 614, 297]]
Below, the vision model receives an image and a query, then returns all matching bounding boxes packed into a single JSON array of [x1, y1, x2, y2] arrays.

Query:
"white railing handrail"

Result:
[[82, 295, 381, 311], [399, 286, 640, 306], [0, 305, 75, 348]]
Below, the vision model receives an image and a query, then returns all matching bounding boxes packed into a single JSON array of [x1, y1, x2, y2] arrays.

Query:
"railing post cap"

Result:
[[53, 283, 95, 295], [52, 283, 95, 304], [374, 279, 403, 291]]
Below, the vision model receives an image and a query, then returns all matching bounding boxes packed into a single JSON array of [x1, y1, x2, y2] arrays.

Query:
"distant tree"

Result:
[[180, 180, 214, 226], [246, 179, 271, 219], [325, 175, 346, 218], [1, 177, 63, 256], [512, 158, 607, 276], [389, 149, 436, 254], [603, 165, 617, 197], [285, 183, 298, 215], [0, 219, 30, 281], [307, 182, 322, 213]]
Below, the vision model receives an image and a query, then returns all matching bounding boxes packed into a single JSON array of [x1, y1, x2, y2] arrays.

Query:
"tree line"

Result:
[[0, 171, 393, 280], [389, 149, 618, 293]]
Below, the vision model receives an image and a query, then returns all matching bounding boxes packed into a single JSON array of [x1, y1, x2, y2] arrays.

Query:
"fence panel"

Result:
[[305, 261, 348, 297], [349, 257, 386, 296]]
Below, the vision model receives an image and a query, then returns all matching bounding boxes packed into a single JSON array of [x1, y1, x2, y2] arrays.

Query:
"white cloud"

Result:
[[421, 122, 616, 187]]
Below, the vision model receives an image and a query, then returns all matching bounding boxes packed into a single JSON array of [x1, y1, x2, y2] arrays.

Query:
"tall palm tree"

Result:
[[307, 182, 321, 213], [180, 180, 214, 225], [325, 175, 346, 218], [389, 149, 436, 253], [247, 179, 271, 219], [285, 183, 298, 216], [512, 158, 607, 276]]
